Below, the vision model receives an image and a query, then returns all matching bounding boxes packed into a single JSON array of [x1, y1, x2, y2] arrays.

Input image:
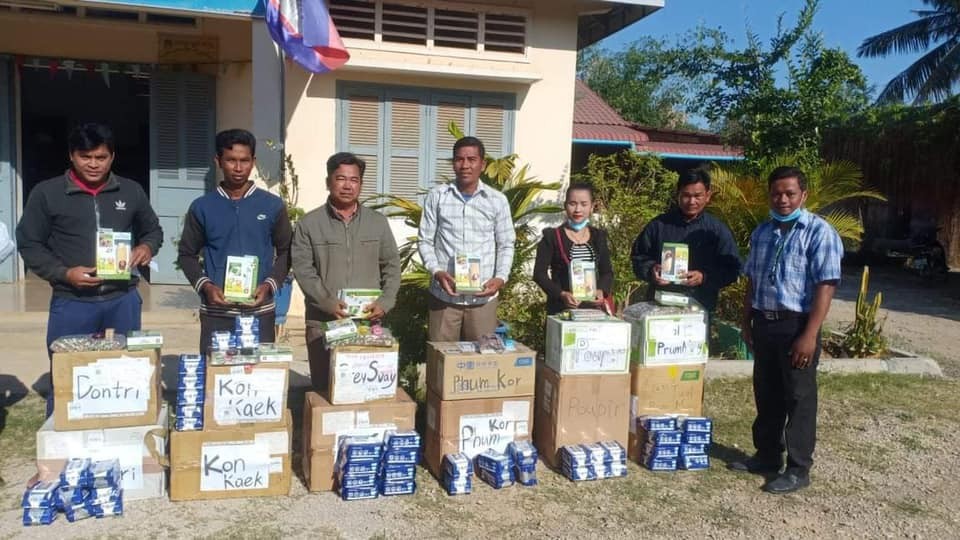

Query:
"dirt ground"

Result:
[[827, 264, 960, 376], [1, 264, 958, 539]]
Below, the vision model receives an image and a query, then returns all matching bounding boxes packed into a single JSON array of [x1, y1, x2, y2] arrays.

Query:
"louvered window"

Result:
[[338, 83, 515, 205], [329, 0, 527, 56]]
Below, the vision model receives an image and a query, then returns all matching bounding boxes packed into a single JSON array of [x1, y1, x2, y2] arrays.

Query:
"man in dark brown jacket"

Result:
[[291, 152, 401, 391]]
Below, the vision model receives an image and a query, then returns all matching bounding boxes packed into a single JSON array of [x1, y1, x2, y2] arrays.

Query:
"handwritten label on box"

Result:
[[200, 441, 270, 491], [212, 369, 285, 424]]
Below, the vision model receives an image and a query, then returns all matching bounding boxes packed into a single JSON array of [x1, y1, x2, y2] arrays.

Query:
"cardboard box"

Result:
[[628, 310, 708, 366], [36, 404, 168, 501], [627, 363, 705, 460], [533, 363, 631, 469], [423, 391, 534, 478], [426, 341, 536, 401], [203, 362, 289, 431], [52, 349, 162, 431], [329, 344, 399, 405], [170, 411, 292, 501], [302, 388, 416, 492], [545, 316, 631, 375]]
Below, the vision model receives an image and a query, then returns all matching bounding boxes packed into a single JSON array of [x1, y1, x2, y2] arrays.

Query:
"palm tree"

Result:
[[858, 0, 960, 103], [708, 157, 887, 254]]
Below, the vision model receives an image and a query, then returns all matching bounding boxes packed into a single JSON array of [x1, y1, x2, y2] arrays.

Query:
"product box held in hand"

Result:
[[338, 289, 382, 318], [36, 404, 168, 501], [569, 259, 597, 302], [301, 389, 416, 492], [533, 362, 630, 469], [545, 316, 631, 375], [52, 348, 161, 431], [454, 253, 483, 294], [328, 343, 399, 405], [95, 229, 132, 280], [203, 361, 290, 431], [426, 341, 536, 401], [170, 411, 292, 501], [659, 242, 688, 283], [423, 391, 534, 478], [223, 255, 259, 303]]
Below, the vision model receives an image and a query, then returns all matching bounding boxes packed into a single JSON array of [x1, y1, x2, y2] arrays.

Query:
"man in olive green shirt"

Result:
[[291, 152, 401, 391]]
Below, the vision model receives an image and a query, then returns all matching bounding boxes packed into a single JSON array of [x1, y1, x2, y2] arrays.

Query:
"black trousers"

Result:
[[199, 312, 276, 354], [750, 313, 820, 474]]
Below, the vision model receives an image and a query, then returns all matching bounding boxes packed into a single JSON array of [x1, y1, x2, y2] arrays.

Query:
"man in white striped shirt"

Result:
[[418, 136, 516, 341]]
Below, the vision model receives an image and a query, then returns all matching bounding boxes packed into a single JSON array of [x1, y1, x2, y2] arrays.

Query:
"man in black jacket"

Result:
[[17, 123, 163, 375], [631, 168, 741, 312]]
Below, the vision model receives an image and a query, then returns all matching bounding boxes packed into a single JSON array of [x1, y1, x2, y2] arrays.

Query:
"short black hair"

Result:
[[678, 167, 711, 191], [565, 182, 595, 202], [68, 123, 115, 154], [767, 166, 807, 191], [215, 129, 256, 157], [453, 136, 485, 159], [326, 152, 366, 178]]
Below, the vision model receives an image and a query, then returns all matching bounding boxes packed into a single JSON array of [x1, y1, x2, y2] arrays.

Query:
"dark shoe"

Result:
[[727, 456, 782, 475], [762, 472, 810, 494]]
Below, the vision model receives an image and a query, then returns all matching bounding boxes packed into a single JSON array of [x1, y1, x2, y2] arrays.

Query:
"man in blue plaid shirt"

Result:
[[419, 136, 516, 341], [730, 166, 844, 494]]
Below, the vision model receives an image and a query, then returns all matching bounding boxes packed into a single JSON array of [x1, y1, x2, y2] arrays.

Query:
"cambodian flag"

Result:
[[265, 0, 349, 73]]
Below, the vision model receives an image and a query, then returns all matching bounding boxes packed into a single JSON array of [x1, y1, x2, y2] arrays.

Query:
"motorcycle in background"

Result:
[[887, 227, 950, 282]]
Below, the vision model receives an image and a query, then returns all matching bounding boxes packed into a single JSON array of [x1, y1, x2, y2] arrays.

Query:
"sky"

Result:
[[598, 0, 930, 98]]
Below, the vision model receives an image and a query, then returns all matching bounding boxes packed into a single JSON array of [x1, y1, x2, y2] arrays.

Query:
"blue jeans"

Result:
[[45, 289, 143, 416]]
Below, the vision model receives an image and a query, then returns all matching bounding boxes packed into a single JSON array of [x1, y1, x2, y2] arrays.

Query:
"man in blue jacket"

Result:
[[177, 129, 292, 352]]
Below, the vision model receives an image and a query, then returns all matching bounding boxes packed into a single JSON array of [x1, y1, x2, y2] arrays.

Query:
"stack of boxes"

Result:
[[302, 331, 418, 494], [423, 339, 537, 478], [379, 430, 420, 496], [636, 415, 713, 471], [441, 453, 473, 495], [534, 313, 632, 471], [169, 317, 293, 501], [36, 331, 167, 502], [22, 458, 125, 526], [622, 302, 709, 464], [475, 449, 514, 489], [337, 435, 385, 500], [174, 354, 204, 432], [558, 441, 628, 481], [508, 440, 538, 486]]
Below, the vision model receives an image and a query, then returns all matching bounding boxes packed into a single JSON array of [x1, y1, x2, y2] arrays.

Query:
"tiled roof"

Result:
[[573, 79, 743, 159], [573, 80, 633, 126]]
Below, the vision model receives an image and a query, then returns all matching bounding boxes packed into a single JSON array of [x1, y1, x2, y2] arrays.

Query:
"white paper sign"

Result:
[[562, 323, 631, 373], [644, 314, 708, 364], [200, 441, 271, 491], [213, 369, 286, 424], [322, 411, 356, 436], [71, 357, 152, 417], [458, 406, 529, 458], [332, 351, 399, 404]]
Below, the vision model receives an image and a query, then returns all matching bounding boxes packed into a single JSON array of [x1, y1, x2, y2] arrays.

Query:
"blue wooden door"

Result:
[[0, 58, 16, 283], [149, 71, 216, 285]]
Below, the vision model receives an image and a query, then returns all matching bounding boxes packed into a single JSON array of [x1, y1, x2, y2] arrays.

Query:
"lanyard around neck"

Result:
[[768, 223, 798, 283]]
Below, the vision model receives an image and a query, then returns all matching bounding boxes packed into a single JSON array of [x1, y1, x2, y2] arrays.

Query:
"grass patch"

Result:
[[890, 499, 928, 517], [0, 393, 45, 467]]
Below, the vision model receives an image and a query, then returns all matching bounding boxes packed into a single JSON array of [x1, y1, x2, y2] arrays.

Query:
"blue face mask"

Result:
[[567, 218, 589, 231], [770, 208, 802, 222]]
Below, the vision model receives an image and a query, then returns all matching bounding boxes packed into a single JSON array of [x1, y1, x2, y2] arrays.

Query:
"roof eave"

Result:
[[577, 1, 664, 49]]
